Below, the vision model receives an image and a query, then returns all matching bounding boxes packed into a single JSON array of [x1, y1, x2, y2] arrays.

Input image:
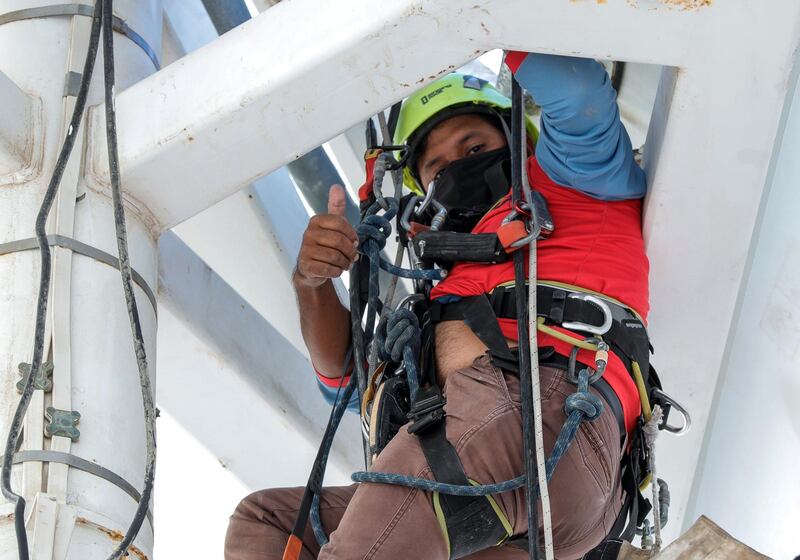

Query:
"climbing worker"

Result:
[[226, 50, 653, 560]]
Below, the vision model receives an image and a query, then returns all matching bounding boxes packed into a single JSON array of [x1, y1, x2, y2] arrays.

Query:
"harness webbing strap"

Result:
[[490, 284, 652, 382], [410, 385, 509, 559]]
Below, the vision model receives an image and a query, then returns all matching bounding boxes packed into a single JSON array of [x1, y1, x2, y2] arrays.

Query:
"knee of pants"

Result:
[[231, 489, 269, 522]]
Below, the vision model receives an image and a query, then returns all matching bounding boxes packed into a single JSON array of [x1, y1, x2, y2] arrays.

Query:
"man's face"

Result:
[[415, 113, 508, 190]]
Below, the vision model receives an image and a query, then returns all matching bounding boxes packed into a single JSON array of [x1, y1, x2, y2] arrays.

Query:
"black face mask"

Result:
[[426, 147, 511, 233]]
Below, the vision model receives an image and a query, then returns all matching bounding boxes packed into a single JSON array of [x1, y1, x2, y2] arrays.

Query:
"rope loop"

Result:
[[564, 391, 604, 421], [376, 308, 420, 363], [357, 214, 392, 253]]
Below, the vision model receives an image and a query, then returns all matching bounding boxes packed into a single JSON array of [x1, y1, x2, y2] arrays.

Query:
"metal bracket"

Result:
[[16, 361, 54, 393], [63, 71, 82, 98], [45, 407, 80, 441], [0, 234, 157, 315], [6, 450, 153, 525], [0, 4, 160, 69]]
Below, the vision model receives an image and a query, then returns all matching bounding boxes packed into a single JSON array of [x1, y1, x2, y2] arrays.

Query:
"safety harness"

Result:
[[284, 78, 689, 560]]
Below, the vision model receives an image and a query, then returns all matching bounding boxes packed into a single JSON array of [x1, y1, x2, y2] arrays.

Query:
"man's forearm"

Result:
[[506, 52, 646, 200], [293, 273, 352, 378]]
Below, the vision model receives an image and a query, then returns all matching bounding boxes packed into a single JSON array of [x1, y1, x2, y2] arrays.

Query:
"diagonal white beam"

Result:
[[88, 0, 717, 230]]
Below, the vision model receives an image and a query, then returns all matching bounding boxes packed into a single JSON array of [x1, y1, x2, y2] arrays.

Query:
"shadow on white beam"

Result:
[[0, 70, 41, 184], [158, 230, 364, 477]]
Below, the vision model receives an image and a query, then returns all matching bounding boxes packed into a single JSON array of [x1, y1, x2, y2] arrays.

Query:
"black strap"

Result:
[[430, 295, 517, 368], [488, 284, 653, 389], [409, 385, 508, 559], [581, 539, 625, 560]]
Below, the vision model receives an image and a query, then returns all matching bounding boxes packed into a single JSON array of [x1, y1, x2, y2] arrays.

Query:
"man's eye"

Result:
[[467, 145, 483, 155], [433, 169, 445, 181]]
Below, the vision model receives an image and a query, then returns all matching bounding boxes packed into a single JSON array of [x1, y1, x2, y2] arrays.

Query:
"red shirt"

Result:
[[431, 157, 649, 433]]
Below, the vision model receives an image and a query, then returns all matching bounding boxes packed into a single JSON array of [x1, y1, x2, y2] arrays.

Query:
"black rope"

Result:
[[290, 348, 356, 547], [511, 76, 541, 560], [0, 3, 103, 558], [387, 101, 403, 140], [102, 0, 157, 557]]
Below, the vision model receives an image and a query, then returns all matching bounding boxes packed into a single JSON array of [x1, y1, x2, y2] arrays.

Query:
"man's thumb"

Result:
[[327, 184, 347, 216]]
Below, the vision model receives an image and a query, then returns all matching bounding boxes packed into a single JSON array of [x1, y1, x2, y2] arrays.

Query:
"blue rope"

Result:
[[375, 308, 421, 402], [356, 200, 443, 282], [310, 493, 326, 545], [547, 368, 603, 475], [308, 370, 359, 547], [307, 194, 437, 546], [353, 368, 604, 500], [351, 471, 526, 496]]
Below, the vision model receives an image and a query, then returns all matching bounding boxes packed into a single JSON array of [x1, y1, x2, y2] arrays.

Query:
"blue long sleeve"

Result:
[[510, 53, 646, 200]]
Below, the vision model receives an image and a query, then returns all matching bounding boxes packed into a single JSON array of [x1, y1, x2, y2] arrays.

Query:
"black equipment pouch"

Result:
[[367, 374, 410, 457], [413, 231, 509, 265]]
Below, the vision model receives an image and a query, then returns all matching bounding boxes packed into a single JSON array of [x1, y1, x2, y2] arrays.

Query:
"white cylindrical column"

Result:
[[0, 1, 162, 558]]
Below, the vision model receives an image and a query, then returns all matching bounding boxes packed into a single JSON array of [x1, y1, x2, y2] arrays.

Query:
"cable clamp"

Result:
[[44, 407, 80, 441], [16, 361, 53, 393]]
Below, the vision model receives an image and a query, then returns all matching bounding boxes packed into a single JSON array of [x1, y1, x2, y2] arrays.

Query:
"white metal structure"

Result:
[[2, 0, 800, 558], [0, 1, 162, 557]]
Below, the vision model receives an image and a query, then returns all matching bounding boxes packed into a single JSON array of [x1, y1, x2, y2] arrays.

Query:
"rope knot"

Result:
[[357, 214, 392, 253], [564, 391, 604, 421], [376, 308, 420, 363]]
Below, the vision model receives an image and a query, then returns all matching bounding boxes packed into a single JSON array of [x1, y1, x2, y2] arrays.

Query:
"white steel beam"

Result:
[[88, 0, 713, 231]]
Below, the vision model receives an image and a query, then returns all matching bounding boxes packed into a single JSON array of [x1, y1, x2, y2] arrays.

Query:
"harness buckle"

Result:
[[562, 293, 613, 336], [406, 387, 446, 435], [651, 388, 691, 435]]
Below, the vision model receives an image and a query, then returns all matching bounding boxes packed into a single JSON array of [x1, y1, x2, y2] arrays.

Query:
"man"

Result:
[[226, 50, 649, 559]]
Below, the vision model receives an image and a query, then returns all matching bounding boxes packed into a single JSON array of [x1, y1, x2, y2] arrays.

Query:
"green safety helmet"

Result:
[[393, 73, 539, 195]]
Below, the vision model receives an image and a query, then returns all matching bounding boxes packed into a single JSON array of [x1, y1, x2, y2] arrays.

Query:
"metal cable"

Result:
[[517, 80, 554, 559], [0, 3, 103, 557], [510, 77, 541, 560], [102, 0, 157, 556]]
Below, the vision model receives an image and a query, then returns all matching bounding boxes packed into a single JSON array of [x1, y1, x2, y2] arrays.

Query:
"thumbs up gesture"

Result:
[[294, 185, 359, 288]]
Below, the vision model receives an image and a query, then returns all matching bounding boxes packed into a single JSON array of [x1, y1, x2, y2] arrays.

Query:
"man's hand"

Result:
[[294, 185, 359, 289]]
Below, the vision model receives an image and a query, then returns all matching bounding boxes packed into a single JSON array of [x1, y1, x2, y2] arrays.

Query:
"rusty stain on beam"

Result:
[[75, 516, 149, 560]]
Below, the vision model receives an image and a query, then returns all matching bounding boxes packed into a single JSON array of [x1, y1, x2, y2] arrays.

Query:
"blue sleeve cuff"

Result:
[[509, 52, 646, 200], [316, 378, 360, 413]]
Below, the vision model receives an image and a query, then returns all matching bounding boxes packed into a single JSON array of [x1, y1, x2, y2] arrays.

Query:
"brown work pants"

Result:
[[225, 355, 624, 560]]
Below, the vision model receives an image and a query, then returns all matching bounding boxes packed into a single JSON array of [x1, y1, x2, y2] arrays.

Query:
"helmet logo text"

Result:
[[420, 83, 453, 105]]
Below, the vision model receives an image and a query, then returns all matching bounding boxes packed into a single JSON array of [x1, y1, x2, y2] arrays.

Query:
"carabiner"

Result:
[[501, 204, 541, 249], [651, 388, 691, 436], [566, 338, 608, 384], [400, 195, 424, 233], [562, 293, 613, 336], [395, 293, 424, 311]]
